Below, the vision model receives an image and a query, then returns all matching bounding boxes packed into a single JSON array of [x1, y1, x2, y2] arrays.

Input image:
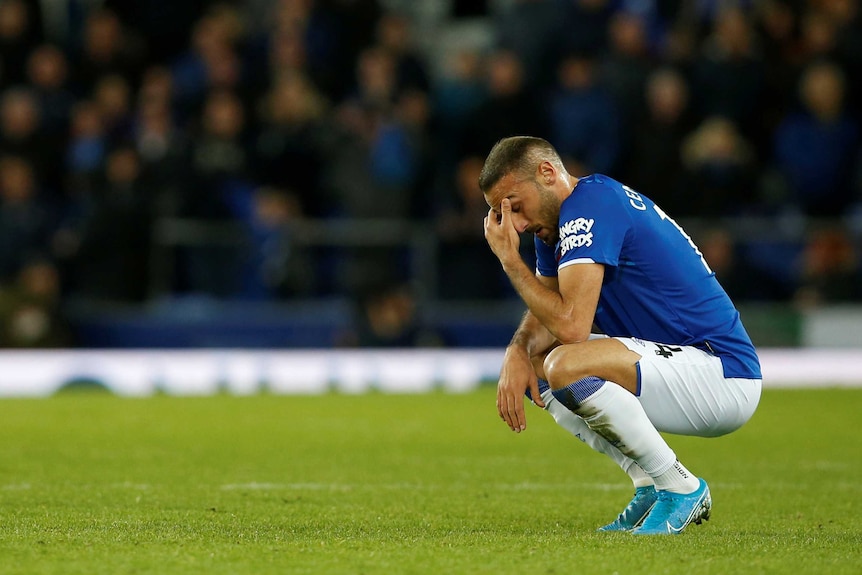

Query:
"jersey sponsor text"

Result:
[[559, 217, 595, 255]]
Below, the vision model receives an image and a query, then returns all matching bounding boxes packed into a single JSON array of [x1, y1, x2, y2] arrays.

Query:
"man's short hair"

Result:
[[478, 136, 562, 193]]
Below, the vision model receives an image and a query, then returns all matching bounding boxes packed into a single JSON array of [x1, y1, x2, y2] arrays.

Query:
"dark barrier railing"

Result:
[[149, 214, 862, 302], [149, 217, 440, 300]]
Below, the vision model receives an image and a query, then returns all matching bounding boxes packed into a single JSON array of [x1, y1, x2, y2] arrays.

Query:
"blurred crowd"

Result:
[[0, 0, 861, 348]]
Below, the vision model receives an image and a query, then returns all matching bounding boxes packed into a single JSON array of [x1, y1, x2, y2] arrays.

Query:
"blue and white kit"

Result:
[[535, 174, 761, 436]]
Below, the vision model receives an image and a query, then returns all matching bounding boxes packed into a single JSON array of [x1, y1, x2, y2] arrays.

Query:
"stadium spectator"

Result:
[[494, 0, 563, 91], [0, 155, 55, 281], [0, 0, 42, 87], [460, 49, 547, 159], [678, 116, 758, 216], [169, 88, 251, 297], [25, 43, 75, 137], [73, 9, 143, 94], [65, 99, 107, 196], [137, 64, 174, 116], [752, 0, 802, 142], [773, 60, 859, 216], [262, 23, 310, 96], [547, 51, 621, 175], [430, 47, 485, 178], [324, 0, 385, 101], [197, 3, 246, 102], [0, 258, 71, 347], [598, 9, 654, 137], [435, 156, 509, 300], [623, 66, 691, 209], [794, 227, 862, 308], [132, 66, 190, 218], [798, 8, 841, 64], [689, 6, 766, 147], [373, 88, 434, 217], [375, 11, 430, 96], [0, 86, 62, 193], [91, 73, 133, 142], [229, 185, 315, 299], [824, 0, 862, 117], [326, 47, 397, 218], [67, 145, 152, 303], [698, 227, 791, 302], [171, 9, 245, 121], [253, 71, 330, 217], [793, 4, 862, 118], [187, 89, 250, 218], [351, 45, 398, 113], [258, 0, 348, 102], [343, 281, 442, 347]]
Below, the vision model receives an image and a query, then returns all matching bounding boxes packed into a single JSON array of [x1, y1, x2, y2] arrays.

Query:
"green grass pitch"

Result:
[[0, 386, 860, 574]]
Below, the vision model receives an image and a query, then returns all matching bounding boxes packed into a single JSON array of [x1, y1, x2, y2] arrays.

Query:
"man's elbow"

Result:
[[550, 322, 591, 345]]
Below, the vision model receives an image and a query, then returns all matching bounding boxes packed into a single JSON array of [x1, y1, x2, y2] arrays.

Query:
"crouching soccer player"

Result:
[[480, 137, 761, 535]]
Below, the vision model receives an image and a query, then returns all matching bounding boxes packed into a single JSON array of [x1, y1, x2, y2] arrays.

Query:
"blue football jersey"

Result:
[[535, 174, 761, 380]]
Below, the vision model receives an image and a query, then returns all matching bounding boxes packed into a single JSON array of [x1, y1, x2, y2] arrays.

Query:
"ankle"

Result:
[[653, 460, 700, 494]]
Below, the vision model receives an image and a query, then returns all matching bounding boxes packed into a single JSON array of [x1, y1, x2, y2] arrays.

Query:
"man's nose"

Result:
[[511, 213, 529, 233]]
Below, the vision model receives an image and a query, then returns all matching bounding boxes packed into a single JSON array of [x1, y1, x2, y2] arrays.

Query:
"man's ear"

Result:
[[538, 161, 556, 185]]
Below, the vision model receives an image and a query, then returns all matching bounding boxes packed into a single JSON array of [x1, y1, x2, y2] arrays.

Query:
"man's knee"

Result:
[[543, 344, 592, 390], [544, 345, 606, 412], [543, 339, 641, 395]]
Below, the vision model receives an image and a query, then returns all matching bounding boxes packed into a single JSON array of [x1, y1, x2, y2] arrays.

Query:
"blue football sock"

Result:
[[551, 376, 605, 411], [525, 378, 551, 403]]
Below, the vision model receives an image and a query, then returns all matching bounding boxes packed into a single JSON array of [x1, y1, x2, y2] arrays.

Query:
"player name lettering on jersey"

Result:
[[559, 217, 595, 255]]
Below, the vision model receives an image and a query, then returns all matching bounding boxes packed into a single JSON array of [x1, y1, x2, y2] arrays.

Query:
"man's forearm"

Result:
[[501, 254, 573, 342], [509, 308, 557, 357]]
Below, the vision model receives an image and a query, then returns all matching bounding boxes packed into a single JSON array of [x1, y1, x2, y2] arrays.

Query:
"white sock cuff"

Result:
[[653, 460, 701, 493], [638, 450, 677, 477]]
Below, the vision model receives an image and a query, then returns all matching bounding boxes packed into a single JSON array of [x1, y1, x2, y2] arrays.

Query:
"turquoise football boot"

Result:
[[597, 485, 658, 532], [631, 478, 711, 535]]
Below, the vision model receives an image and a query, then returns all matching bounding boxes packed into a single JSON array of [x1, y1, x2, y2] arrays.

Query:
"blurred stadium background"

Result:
[[0, 0, 860, 395]]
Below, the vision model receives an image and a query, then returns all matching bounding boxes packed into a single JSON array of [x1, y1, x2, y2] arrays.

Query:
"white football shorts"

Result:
[[616, 336, 762, 438]]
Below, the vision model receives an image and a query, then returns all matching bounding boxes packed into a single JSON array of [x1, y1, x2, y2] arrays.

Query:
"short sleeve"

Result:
[[535, 236, 558, 276], [557, 183, 628, 270]]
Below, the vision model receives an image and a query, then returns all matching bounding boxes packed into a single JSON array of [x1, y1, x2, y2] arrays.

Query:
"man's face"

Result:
[[484, 172, 562, 246]]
